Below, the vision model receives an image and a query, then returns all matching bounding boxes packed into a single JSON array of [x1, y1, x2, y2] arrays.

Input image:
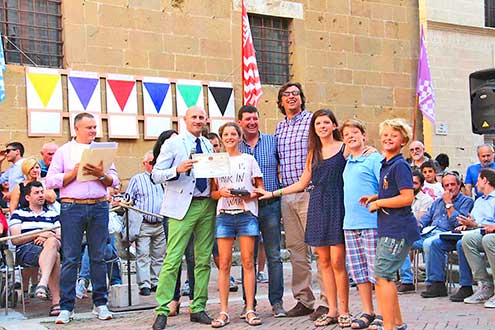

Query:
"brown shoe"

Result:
[[287, 302, 314, 317], [397, 283, 415, 294], [309, 306, 329, 321], [167, 300, 180, 317]]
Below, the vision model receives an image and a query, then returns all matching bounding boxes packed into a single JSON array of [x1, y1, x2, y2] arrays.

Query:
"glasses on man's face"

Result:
[[282, 90, 301, 97], [4, 148, 15, 153], [409, 147, 422, 152]]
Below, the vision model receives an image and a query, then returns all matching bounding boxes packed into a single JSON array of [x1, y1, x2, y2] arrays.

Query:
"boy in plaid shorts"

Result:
[[341, 120, 383, 329]]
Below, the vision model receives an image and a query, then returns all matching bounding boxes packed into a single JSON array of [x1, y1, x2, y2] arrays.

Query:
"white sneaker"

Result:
[[93, 305, 113, 320], [75, 279, 87, 299], [464, 284, 494, 304], [484, 295, 495, 308], [55, 310, 75, 324]]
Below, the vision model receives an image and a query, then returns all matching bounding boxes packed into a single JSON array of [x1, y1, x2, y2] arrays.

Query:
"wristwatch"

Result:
[[445, 203, 454, 209], [98, 175, 106, 181]]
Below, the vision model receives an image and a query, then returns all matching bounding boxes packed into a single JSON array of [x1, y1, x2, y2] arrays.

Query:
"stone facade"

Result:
[[0, 0, 420, 184], [425, 0, 495, 173]]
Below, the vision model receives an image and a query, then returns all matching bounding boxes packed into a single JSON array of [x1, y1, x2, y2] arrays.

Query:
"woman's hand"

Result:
[[254, 188, 273, 200], [219, 188, 234, 198]]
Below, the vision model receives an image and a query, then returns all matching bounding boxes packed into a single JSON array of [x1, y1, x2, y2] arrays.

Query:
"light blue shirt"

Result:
[[343, 152, 383, 230], [471, 190, 495, 225], [0, 158, 25, 192]]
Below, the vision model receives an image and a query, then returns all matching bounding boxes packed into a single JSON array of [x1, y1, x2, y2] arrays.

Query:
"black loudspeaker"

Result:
[[470, 68, 495, 135]]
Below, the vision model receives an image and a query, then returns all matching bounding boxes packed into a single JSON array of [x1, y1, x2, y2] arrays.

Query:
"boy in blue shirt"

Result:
[[360, 118, 420, 330]]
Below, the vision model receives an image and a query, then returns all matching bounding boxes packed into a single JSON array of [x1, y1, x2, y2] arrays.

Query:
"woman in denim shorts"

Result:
[[210, 122, 263, 327]]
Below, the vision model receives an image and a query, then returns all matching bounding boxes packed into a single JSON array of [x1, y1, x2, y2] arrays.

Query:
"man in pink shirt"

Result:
[[46, 112, 119, 324]]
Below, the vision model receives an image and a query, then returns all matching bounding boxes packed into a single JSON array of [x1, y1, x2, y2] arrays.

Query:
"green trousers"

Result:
[[155, 199, 216, 315]]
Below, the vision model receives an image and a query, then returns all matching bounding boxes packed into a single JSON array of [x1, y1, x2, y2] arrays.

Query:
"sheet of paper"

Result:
[[70, 143, 90, 164], [76, 143, 118, 182], [192, 152, 231, 178]]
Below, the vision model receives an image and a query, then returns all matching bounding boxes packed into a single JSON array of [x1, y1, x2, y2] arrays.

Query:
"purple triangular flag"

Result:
[[416, 26, 435, 123], [144, 82, 170, 114], [69, 76, 99, 110]]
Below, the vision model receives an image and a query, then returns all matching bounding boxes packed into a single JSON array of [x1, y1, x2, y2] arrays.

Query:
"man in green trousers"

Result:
[[151, 106, 216, 330]]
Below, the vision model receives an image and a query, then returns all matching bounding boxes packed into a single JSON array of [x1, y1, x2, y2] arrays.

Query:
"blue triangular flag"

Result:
[[144, 82, 170, 113]]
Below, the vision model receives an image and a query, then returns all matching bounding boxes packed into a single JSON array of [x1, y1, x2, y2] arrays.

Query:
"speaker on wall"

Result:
[[470, 68, 495, 135]]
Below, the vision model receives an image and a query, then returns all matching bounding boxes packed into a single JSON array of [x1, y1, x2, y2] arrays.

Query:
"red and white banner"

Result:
[[242, 0, 262, 106]]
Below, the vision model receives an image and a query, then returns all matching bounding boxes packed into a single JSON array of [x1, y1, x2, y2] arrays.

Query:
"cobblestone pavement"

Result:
[[2, 265, 495, 330]]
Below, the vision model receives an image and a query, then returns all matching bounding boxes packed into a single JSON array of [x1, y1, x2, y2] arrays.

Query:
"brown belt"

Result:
[[192, 196, 209, 201], [60, 197, 106, 205]]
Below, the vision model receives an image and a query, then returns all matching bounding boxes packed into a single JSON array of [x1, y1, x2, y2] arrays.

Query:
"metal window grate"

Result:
[[0, 0, 63, 68], [249, 14, 291, 86], [486, 0, 495, 27]]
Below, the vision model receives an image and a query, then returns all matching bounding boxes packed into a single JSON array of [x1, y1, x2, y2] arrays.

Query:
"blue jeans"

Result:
[[59, 201, 110, 311], [399, 229, 443, 284], [242, 200, 284, 306], [79, 234, 122, 285], [428, 238, 473, 286]]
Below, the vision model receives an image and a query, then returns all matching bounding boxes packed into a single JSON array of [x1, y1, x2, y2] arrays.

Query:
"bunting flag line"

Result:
[[142, 76, 173, 139], [242, 0, 262, 107], [208, 81, 235, 135], [416, 25, 435, 123], [0, 34, 6, 104], [176, 79, 204, 120]]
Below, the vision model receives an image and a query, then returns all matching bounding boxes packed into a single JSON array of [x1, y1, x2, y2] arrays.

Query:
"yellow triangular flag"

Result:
[[482, 121, 490, 128], [28, 73, 60, 107]]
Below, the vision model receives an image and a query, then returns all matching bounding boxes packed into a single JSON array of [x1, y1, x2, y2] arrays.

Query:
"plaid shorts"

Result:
[[344, 229, 378, 284]]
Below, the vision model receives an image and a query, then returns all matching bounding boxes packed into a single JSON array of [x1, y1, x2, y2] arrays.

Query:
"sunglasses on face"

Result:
[[282, 90, 301, 97], [4, 148, 16, 153]]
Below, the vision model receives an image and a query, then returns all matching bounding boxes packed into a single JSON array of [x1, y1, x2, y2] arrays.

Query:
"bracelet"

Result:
[[279, 188, 283, 197]]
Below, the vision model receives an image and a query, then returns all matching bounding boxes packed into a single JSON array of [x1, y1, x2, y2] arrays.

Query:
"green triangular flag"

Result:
[[177, 85, 202, 108]]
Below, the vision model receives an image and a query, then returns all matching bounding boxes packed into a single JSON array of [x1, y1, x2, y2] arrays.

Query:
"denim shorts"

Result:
[[375, 236, 411, 281], [16, 242, 43, 267], [216, 211, 259, 238]]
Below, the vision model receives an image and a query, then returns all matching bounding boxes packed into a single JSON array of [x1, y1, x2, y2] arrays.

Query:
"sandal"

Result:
[[338, 313, 353, 328], [351, 313, 375, 329], [245, 310, 262, 326], [211, 311, 230, 328], [314, 314, 338, 327], [368, 315, 383, 330], [49, 304, 61, 317], [35, 285, 49, 300]]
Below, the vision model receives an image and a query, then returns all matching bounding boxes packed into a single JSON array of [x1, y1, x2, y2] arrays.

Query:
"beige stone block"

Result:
[[98, 4, 133, 28], [353, 70, 381, 86], [327, 0, 350, 15], [129, 31, 163, 51], [385, 21, 399, 39], [348, 53, 386, 71], [304, 81, 328, 105], [63, 1, 85, 25], [175, 55, 206, 73], [87, 26, 129, 49], [349, 17, 369, 36], [328, 83, 363, 105], [369, 20, 385, 37], [84, 1, 98, 26], [363, 86, 393, 106], [87, 47, 124, 66], [394, 88, 415, 107], [129, 0, 162, 11], [305, 10, 326, 31], [206, 58, 234, 76], [162, 34, 200, 55], [133, 9, 167, 32], [350, 0, 371, 17], [304, 31, 331, 50], [383, 39, 413, 58], [324, 14, 349, 33], [306, 66, 334, 82], [64, 24, 88, 65], [330, 33, 353, 52], [149, 52, 175, 71], [354, 36, 382, 55], [382, 72, 413, 88], [203, 18, 232, 41], [200, 39, 232, 58], [335, 69, 352, 84], [308, 0, 327, 10], [123, 49, 149, 68]]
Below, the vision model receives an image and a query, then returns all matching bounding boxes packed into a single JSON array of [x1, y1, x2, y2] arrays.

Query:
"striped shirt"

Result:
[[125, 171, 164, 223], [239, 132, 280, 192], [9, 206, 60, 246], [275, 110, 312, 187]]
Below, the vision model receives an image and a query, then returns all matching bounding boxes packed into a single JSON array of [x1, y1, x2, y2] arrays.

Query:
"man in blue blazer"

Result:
[[152, 106, 216, 330]]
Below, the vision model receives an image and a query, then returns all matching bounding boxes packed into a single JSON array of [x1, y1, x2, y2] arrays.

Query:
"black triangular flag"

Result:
[[209, 87, 233, 116]]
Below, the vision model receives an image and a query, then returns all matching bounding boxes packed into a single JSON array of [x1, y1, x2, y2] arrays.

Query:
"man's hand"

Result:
[[442, 190, 453, 205], [176, 159, 198, 174], [359, 195, 377, 207], [83, 161, 104, 178], [33, 236, 47, 246], [454, 225, 467, 232], [218, 188, 233, 198], [368, 201, 380, 213], [483, 224, 495, 234], [457, 214, 477, 228]]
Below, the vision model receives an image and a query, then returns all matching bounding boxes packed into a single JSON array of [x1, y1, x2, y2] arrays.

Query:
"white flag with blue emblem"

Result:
[[0, 34, 6, 103]]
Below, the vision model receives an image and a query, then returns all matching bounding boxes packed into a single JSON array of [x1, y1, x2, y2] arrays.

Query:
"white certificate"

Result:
[[192, 152, 231, 178]]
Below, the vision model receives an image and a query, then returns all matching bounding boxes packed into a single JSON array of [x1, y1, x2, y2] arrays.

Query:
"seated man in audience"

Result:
[[464, 144, 495, 198], [397, 170, 434, 293], [9, 180, 62, 316], [461, 168, 495, 307], [421, 173, 481, 301]]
